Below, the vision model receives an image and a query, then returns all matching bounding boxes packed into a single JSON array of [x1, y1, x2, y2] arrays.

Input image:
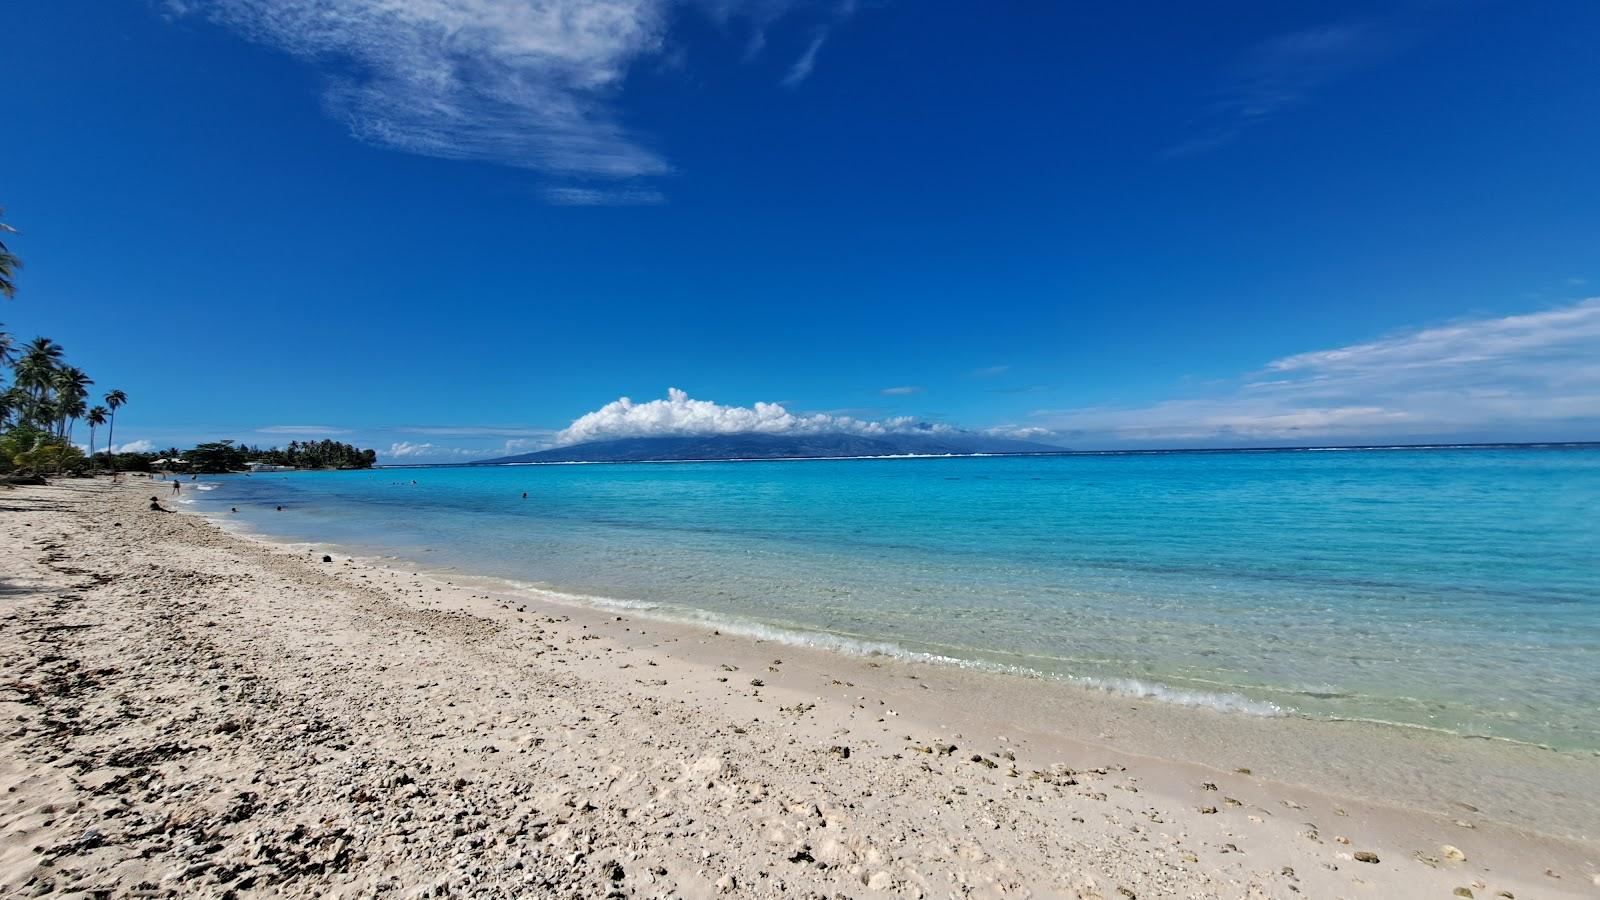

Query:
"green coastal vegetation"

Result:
[[0, 206, 374, 477], [178, 439, 377, 473], [0, 332, 122, 476]]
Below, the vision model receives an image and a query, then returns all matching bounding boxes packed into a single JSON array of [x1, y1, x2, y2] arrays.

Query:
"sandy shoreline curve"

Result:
[[2, 478, 1596, 898]]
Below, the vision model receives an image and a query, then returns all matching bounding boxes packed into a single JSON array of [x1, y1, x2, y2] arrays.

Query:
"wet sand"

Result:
[[2, 478, 1596, 898]]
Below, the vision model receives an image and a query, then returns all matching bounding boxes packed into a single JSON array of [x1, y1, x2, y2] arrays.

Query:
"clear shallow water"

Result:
[[185, 448, 1600, 751]]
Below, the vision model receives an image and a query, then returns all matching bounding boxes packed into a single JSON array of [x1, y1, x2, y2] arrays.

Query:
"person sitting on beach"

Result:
[[149, 496, 168, 512]]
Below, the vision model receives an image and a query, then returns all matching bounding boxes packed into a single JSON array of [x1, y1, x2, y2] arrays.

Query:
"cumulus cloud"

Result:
[[384, 436, 550, 461], [386, 441, 441, 459], [553, 387, 963, 445], [168, 0, 849, 193], [109, 439, 157, 454], [981, 425, 1055, 441], [385, 441, 500, 460], [1033, 299, 1600, 444]]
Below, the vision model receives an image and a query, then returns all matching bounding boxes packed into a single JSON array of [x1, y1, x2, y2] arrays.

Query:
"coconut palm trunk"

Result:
[[103, 390, 127, 472], [86, 407, 108, 474]]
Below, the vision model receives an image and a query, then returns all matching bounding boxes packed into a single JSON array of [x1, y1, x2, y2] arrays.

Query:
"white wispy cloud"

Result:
[[781, 31, 825, 88], [169, 0, 850, 194], [1227, 24, 1388, 118], [553, 387, 961, 445], [257, 425, 354, 435], [972, 365, 1011, 378], [1169, 20, 1400, 156], [1034, 299, 1600, 444], [1263, 300, 1600, 377], [880, 385, 923, 396], [545, 186, 667, 206], [174, 0, 672, 179], [777, 0, 854, 88], [395, 425, 556, 438]]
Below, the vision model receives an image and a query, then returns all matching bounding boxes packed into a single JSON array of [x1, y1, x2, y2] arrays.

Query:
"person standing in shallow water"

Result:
[[172, 480, 180, 495]]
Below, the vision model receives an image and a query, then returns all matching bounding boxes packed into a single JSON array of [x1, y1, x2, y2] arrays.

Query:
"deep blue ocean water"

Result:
[[184, 447, 1600, 751]]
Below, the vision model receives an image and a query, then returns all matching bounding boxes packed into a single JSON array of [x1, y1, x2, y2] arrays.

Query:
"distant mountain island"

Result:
[[480, 431, 1067, 464]]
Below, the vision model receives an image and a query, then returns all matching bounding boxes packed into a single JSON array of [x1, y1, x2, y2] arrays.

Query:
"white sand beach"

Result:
[[2, 479, 1597, 898]]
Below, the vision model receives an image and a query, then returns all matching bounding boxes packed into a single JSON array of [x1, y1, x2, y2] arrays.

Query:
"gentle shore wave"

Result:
[[192, 495, 1597, 776]]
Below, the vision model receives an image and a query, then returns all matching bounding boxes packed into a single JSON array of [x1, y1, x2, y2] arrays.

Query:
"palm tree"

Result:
[[51, 366, 93, 439], [20, 336, 62, 363], [60, 395, 86, 440], [86, 406, 108, 472], [15, 337, 63, 426], [0, 328, 15, 425], [50, 393, 84, 475], [0, 387, 22, 429], [0, 208, 19, 300], [14, 359, 53, 427], [103, 389, 128, 466]]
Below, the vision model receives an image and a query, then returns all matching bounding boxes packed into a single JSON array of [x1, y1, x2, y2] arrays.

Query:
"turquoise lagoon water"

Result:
[[185, 447, 1600, 751]]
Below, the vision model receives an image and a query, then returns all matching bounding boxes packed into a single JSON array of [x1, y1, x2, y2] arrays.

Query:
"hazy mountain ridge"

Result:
[[480, 431, 1066, 464]]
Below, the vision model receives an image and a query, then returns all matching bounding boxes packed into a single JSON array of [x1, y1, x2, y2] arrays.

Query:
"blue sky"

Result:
[[4, 0, 1598, 461]]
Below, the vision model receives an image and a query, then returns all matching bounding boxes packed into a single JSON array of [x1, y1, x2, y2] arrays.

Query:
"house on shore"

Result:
[[243, 461, 298, 473]]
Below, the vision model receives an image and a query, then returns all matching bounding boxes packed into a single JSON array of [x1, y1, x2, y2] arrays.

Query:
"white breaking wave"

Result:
[[1065, 676, 1285, 716]]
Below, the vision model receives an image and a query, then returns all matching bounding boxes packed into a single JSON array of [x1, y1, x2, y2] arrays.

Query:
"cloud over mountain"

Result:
[[554, 387, 965, 446]]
